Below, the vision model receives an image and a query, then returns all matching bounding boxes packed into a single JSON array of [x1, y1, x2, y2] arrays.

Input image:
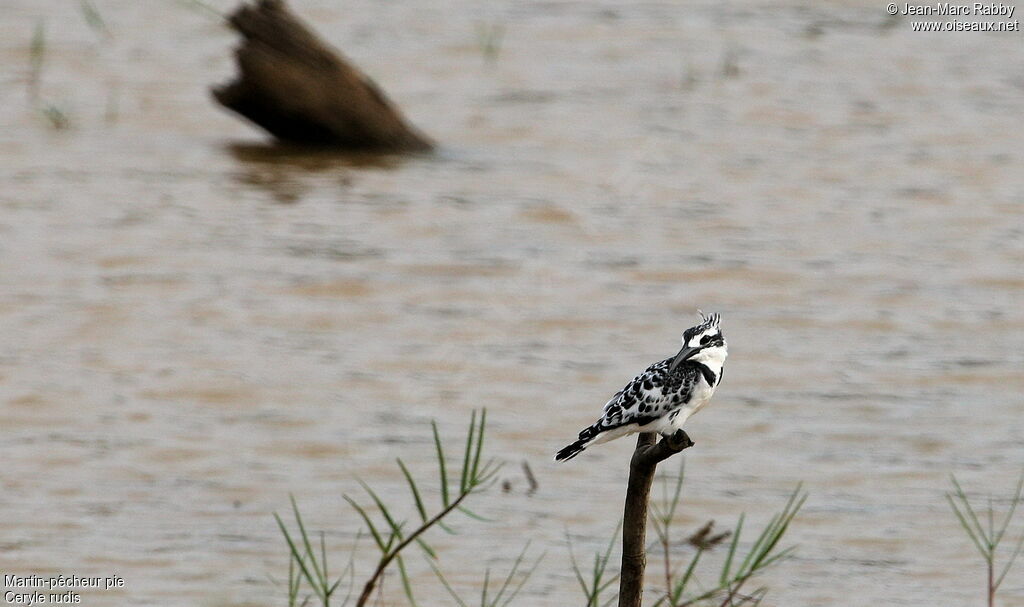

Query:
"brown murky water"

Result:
[[2, 1, 1022, 605]]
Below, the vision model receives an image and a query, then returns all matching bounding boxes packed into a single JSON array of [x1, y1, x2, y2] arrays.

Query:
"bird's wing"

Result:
[[598, 359, 697, 431]]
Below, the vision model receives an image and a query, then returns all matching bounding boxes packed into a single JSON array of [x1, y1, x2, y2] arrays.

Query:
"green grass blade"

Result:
[[397, 458, 429, 523], [480, 567, 491, 606], [650, 513, 666, 541], [951, 475, 990, 548], [603, 519, 623, 562], [737, 513, 776, 578], [357, 479, 406, 540], [750, 491, 806, 572], [499, 548, 546, 607], [947, 494, 989, 558], [766, 486, 805, 541], [432, 421, 450, 507], [460, 409, 477, 493], [343, 495, 387, 552], [586, 520, 623, 606], [995, 530, 1024, 589], [319, 531, 333, 598], [274, 512, 319, 596], [339, 529, 361, 607], [673, 548, 703, 601], [668, 459, 686, 520], [471, 409, 488, 485], [720, 513, 744, 584], [416, 537, 437, 559], [428, 559, 470, 607], [596, 575, 620, 594], [768, 490, 806, 547], [491, 541, 529, 605], [737, 586, 769, 607], [474, 459, 504, 487], [283, 537, 301, 606], [741, 486, 805, 575], [356, 477, 439, 560], [656, 471, 668, 518], [566, 529, 615, 606], [994, 471, 1024, 547], [396, 554, 418, 607], [565, 532, 591, 599], [457, 505, 495, 523], [682, 585, 721, 605], [289, 496, 327, 590], [591, 552, 603, 589], [754, 545, 797, 571], [987, 495, 996, 549]]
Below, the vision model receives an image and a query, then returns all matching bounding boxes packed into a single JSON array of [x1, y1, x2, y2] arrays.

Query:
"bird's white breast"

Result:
[[664, 371, 719, 432]]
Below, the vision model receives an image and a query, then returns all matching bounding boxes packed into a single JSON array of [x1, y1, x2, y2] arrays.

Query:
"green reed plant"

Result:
[[643, 459, 804, 607], [569, 439, 803, 607], [706, 484, 804, 607], [286, 552, 306, 607], [567, 520, 623, 607], [947, 472, 1024, 607], [649, 461, 730, 606], [651, 484, 805, 607], [275, 410, 527, 607], [275, 498, 358, 607]]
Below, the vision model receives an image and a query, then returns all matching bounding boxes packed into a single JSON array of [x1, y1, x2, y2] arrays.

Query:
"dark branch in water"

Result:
[[619, 430, 694, 607], [213, 0, 433, 151]]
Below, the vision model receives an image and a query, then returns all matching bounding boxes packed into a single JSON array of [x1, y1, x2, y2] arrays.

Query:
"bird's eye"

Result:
[[700, 335, 711, 345]]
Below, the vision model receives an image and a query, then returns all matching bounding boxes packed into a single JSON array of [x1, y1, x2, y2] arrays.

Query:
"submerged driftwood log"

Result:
[[213, 0, 433, 151], [619, 430, 694, 607]]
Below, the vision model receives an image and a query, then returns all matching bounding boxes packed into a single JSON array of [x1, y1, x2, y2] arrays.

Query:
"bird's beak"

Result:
[[669, 345, 701, 373]]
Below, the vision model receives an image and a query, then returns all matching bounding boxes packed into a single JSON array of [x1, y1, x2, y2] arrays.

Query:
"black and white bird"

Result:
[[555, 312, 728, 462]]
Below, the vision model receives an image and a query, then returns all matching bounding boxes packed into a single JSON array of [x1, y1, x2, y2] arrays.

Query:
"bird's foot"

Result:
[[665, 429, 694, 451], [634, 430, 694, 467]]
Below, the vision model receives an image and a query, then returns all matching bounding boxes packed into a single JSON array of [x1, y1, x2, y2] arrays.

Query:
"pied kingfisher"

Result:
[[555, 312, 728, 462]]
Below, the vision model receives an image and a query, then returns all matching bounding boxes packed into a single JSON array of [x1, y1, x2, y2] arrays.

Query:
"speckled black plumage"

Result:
[[554, 359, 703, 462], [555, 313, 728, 462]]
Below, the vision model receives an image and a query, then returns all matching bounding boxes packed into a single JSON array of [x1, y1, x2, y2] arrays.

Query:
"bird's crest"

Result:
[[696, 310, 721, 329]]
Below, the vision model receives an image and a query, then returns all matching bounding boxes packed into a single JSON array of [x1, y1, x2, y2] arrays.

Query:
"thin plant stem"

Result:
[[355, 490, 470, 606]]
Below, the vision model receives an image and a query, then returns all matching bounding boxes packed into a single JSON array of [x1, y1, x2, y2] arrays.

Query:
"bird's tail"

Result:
[[554, 423, 602, 462]]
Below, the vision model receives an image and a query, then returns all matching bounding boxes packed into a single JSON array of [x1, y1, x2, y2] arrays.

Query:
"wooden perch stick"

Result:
[[619, 430, 694, 607], [213, 0, 433, 151]]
